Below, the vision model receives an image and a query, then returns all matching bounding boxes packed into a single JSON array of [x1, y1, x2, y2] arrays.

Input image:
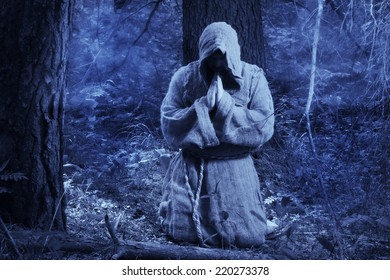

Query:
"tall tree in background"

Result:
[[182, 0, 266, 69], [0, 0, 74, 230]]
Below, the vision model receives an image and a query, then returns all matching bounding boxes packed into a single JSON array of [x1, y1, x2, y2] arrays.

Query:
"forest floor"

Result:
[[1, 86, 388, 260], [1, 0, 388, 261], [57, 89, 390, 260]]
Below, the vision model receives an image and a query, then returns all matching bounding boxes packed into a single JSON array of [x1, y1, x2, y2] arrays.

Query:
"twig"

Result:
[[304, 0, 345, 260], [132, 0, 162, 46], [39, 190, 67, 259], [72, 0, 162, 88], [109, 0, 162, 73], [104, 213, 120, 245], [48, 190, 67, 233], [0, 217, 22, 259]]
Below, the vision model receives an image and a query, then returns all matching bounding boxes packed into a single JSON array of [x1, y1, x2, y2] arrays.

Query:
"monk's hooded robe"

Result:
[[158, 22, 274, 248]]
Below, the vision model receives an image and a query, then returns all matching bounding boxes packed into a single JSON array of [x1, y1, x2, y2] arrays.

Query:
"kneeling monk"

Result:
[[158, 22, 274, 248]]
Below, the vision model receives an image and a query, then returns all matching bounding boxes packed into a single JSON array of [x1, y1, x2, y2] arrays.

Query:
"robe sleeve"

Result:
[[212, 66, 274, 149], [160, 67, 220, 150]]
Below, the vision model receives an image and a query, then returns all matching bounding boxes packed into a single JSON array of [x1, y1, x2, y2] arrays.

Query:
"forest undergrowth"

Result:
[[59, 86, 389, 259], [3, 97, 388, 259], [2, 0, 388, 260]]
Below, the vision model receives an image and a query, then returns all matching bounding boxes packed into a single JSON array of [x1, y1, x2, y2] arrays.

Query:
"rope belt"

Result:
[[183, 156, 205, 246], [183, 149, 249, 160], [181, 149, 249, 246]]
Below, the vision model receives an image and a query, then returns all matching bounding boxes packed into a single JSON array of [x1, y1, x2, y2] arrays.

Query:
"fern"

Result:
[[264, 195, 278, 205], [0, 161, 28, 194], [0, 173, 28, 182]]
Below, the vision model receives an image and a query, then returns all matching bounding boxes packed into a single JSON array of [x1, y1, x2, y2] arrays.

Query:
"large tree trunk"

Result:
[[0, 0, 74, 230], [182, 0, 266, 69]]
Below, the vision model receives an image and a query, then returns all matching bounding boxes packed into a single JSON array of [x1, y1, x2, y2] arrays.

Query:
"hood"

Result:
[[198, 22, 243, 87]]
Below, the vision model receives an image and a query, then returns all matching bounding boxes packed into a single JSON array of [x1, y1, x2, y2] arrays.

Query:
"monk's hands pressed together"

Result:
[[207, 74, 224, 111]]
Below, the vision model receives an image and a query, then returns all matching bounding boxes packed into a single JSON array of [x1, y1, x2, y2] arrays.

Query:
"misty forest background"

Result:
[[1, 0, 389, 259]]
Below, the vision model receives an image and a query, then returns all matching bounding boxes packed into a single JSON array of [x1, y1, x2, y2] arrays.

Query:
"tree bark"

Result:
[[0, 0, 74, 230], [182, 0, 266, 69]]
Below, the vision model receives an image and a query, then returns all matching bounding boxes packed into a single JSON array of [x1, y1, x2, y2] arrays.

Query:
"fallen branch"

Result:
[[6, 230, 272, 260], [112, 241, 270, 260]]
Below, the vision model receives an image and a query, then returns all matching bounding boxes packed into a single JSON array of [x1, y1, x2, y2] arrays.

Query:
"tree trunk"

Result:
[[0, 0, 74, 230], [182, 0, 266, 69]]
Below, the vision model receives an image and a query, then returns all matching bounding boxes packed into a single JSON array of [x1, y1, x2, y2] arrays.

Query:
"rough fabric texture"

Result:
[[159, 22, 274, 248], [198, 22, 243, 87]]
